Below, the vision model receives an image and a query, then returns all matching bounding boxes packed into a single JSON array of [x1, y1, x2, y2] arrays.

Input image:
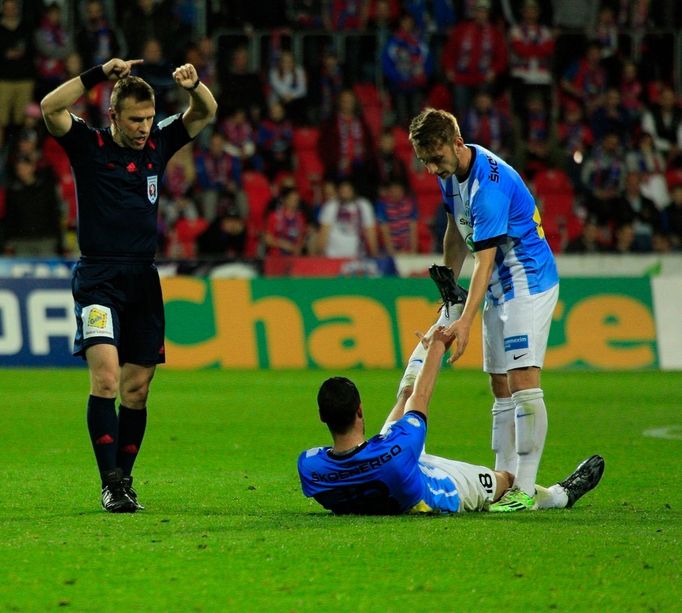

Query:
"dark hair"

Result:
[[110, 76, 155, 114], [317, 377, 361, 434]]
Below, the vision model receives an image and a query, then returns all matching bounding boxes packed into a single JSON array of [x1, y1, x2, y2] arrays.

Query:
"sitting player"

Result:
[[298, 282, 604, 515]]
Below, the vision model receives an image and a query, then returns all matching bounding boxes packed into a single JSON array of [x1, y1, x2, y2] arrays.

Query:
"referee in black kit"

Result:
[[41, 57, 217, 512]]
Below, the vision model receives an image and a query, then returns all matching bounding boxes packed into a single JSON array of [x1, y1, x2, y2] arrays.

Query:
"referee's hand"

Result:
[[103, 58, 143, 80], [173, 64, 199, 90]]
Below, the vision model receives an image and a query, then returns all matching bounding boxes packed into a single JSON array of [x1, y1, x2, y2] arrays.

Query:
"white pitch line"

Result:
[[643, 425, 682, 440]]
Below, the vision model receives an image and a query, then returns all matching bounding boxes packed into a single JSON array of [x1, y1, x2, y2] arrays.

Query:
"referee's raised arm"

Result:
[[174, 63, 218, 138], [40, 58, 143, 137]]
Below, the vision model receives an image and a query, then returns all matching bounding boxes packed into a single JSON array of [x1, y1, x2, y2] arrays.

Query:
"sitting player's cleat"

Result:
[[558, 454, 605, 508], [489, 486, 536, 512], [100, 468, 138, 513], [121, 475, 145, 511]]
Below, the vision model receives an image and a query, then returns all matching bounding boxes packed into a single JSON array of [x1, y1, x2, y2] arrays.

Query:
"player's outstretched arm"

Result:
[[175, 63, 218, 138], [404, 327, 452, 419], [41, 58, 143, 137]]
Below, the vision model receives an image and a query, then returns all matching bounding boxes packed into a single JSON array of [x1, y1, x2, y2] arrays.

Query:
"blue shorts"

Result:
[[71, 258, 165, 365]]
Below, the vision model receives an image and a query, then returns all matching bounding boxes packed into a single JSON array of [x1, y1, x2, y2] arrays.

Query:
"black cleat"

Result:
[[559, 455, 605, 508], [101, 468, 138, 513], [121, 475, 145, 511]]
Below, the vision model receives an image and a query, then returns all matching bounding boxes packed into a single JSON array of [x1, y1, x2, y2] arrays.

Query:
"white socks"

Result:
[[512, 388, 548, 496], [491, 397, 516, 472], [535, 484, 569, 509]]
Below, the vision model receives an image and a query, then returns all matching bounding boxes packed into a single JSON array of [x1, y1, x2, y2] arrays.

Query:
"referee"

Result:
[[41, 57, 217, 512]]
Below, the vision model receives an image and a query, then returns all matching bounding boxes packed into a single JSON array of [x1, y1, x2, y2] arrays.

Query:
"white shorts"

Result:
[[483, 284, 559, 374], [420, 453, 497, 512]]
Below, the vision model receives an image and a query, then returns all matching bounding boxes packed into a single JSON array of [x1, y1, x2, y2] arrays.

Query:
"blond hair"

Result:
[[408, 108, 461, 152]]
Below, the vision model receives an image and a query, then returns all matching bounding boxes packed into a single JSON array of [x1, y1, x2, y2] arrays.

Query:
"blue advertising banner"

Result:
[[0, 278, 78, 367]]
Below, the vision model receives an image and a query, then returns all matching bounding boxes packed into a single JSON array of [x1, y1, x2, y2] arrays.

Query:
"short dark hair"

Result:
[[317, 377, 361, 434], [110, 76, 155, 114]]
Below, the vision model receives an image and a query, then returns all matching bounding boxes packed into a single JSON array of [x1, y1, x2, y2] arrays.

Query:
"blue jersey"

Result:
[[438, 144, 559, 305], [297, 412, 461, 514], [55, 113, 191, 260]]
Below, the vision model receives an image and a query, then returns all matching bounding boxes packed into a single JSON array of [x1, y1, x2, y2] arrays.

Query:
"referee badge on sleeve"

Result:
[[147, 175, 158, 204]]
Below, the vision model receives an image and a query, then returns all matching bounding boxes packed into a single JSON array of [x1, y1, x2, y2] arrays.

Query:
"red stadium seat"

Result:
[[292, 127, 320, 152], [540, 192, 574, 218], [242, 171, 273, 232], [532, 168, 574, 196]]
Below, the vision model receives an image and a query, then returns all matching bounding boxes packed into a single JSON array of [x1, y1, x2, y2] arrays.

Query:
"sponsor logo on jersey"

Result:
[[147, 175, 158, 204]]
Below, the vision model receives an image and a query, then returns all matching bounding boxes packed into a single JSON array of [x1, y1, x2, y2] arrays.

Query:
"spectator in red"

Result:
[[318, 89, 376, 198], [375, 179, 417, 255], [441, 0, 507, 116], [507, 0, 555, 116], [560, 41, 608, 117], [322, 0, 369, 31], [264, 187, 309, 256], [381, 12, 433, 126]]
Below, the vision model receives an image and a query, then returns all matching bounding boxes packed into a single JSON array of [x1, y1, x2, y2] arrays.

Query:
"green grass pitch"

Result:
[[2, 368, 681, 611]]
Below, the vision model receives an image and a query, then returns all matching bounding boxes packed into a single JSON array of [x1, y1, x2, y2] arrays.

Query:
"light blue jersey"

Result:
[[438, 145, 559, 305], [298, 412, 461, 514]]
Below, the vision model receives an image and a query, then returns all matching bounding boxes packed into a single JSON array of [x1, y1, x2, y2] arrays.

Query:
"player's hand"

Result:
[[103, 58, 143, 80], [431, 326, 454, 351], [173, 63, 199, 90], [445, 318, 470, 363]]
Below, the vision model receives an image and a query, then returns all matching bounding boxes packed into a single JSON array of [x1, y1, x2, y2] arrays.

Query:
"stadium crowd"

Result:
[[2, 0, 682, 261]]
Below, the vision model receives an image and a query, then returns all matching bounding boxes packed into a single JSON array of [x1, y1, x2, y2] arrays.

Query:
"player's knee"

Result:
[[91, 370, 119, 397], [489, 374, 509, 398], [121, 379, 151, 406]]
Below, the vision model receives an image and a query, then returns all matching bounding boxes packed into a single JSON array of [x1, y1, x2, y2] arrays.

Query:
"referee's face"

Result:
[[111, 97, 156, 150]]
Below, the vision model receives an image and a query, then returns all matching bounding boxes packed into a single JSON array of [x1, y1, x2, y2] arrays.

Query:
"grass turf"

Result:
[[1, 368, 681, 611]]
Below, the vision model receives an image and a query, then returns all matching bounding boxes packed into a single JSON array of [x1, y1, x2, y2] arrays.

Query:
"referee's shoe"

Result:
[[101, 468, 138, 513]]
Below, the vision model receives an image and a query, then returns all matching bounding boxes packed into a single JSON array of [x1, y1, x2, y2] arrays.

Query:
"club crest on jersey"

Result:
[[147, 175, 158, 204]]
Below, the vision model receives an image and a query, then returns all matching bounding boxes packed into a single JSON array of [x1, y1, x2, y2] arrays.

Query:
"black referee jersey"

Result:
[[55, 113, 192, 259]]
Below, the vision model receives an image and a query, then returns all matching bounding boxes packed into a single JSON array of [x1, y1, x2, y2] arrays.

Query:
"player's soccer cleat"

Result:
[[558, 455, 605, 508], [121, 475, 145, 511], [489, 486, 537, 512], [101, 468, 138, 513]]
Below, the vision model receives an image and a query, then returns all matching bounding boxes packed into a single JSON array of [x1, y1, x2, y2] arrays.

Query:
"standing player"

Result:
[[298, 318, 603, 515], [40, 58, 217, 512], [408, 108, 559, 512]]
